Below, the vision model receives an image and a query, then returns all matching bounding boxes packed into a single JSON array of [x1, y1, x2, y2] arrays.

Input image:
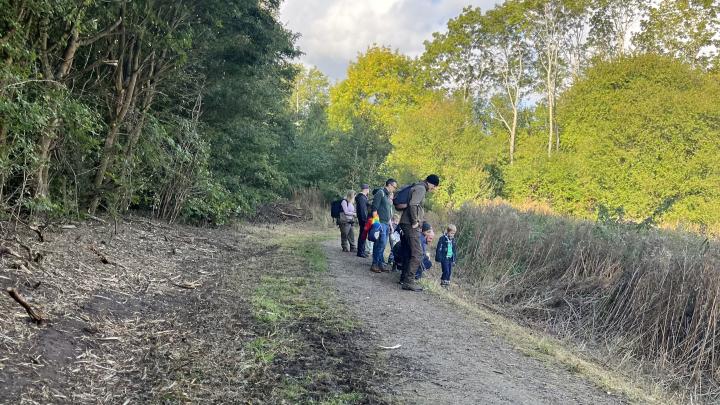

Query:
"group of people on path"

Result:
[[334, 175, 458, 292]]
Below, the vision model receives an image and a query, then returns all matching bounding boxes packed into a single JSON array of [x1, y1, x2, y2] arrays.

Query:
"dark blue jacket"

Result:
[[435, 233, 457, 264], [355, 193, 369, 225]]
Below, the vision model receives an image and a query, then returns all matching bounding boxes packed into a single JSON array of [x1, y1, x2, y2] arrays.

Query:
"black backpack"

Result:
[[330, 199, 345, 219], [393, 184, 414, 210]]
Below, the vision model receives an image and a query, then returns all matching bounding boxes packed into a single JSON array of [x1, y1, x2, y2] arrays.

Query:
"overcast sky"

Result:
[[279, 0, 502, 82]]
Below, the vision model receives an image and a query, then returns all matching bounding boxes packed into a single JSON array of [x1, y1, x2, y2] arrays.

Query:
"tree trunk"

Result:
[[89, 37, 142, 214], [35, 125, 56, 198], [510, 106, 517, 165]]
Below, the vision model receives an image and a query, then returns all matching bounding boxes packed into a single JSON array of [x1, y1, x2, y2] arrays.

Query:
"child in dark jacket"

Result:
[[435, 224, 457, 287], [392, 221, 433, 278], [415, 222, 434, 280]]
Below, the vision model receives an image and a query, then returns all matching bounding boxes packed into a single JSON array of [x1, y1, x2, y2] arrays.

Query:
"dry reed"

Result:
[[452, 203, 720, 401]]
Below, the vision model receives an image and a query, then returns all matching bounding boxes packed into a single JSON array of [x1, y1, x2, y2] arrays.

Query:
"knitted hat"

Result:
[[421, 221, 432, 232], [360, 184, 370, 190], [426, 174, 440, 186]]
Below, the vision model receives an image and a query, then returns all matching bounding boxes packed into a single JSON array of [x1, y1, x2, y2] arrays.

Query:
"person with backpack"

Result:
[[397, 174, 440, 291], [355, 184, 371, 258], [337, 190, 357, 252], [370, 178, 398, 273]]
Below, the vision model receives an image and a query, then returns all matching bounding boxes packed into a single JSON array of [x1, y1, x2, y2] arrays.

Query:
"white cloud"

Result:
[[280, 0, 503, 81]]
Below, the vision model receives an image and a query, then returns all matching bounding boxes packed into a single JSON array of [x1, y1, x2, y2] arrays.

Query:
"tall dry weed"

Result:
[[290, 188, 334, 228], [453, 203, 720, 399]]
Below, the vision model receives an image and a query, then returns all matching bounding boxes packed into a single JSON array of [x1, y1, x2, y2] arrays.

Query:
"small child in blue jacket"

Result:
[[435, 224, 457, 287]]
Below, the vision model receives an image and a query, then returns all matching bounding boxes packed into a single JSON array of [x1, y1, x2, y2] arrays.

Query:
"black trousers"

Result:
[[357, 221, 367, 256]]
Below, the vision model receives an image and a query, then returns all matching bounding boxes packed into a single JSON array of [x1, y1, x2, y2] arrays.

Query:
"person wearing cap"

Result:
[[370, 178, 398, 273], [398, 174, 440, 291], [355, 184, 371, 258]]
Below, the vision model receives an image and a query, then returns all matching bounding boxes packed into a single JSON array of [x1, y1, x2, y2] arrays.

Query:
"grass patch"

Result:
[[244, 227, 388, 403], [425, 282, 676, 404]]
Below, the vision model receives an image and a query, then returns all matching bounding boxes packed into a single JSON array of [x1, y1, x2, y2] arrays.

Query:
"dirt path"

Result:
[[324, 241, 626, 405]]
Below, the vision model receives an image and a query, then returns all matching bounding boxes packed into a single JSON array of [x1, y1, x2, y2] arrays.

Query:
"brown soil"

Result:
[[0, 219, 385, 403]]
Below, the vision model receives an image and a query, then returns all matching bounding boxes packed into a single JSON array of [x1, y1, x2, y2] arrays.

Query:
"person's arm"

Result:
[[371, 189, 381, 214], [408, 184, 425, 226], [435, 236, 443, 262], [356, 196, 368, 222], [341, 199, 354, 216]]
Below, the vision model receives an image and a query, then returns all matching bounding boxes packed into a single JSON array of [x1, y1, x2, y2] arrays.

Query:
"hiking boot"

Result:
[[342, 247, 349, 252], [401, 281, 423, 292], [349, 247, 356, 253], [370, 264, 382, 273], [378, 263, 389, 272]]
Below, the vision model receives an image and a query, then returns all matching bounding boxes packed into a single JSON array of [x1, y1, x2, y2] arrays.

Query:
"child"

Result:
[[435, 224, 457, 287], [387, 214, 401, 268], [414, 222, 434, 280]]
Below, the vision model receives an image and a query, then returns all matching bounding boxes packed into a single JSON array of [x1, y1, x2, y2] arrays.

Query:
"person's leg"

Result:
[[340, 223, 349, 251], [348, 225, 356, 251], [400, 224, 422, 290], [441, 261, 451, 284], [356, 226, 366, 257], [387, 240, 395, 265], [372, 223, 389, 267]]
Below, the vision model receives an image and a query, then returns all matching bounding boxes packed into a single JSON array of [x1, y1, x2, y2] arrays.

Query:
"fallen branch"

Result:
[[378, 344, 402, 350], [279, 211, 302, 219], [88, 245, 126, 268], [13, 236, 34, 262], [0, 245, 23, 259], [86, 214, 108, 224], [6, 288, 45, 324], [173, 279, 202, 289]]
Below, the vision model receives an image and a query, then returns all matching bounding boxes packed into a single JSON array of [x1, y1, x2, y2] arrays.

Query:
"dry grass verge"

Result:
[[417, 278, 675, 404], [450, 203, 720, 402]]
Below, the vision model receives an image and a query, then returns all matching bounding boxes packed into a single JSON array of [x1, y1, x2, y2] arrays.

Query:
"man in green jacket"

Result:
[[399, 174, 440, 291], [370, 178, 398, 273]]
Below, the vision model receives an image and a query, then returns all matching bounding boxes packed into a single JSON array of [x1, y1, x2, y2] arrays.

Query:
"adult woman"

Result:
[[338, 190, 357, 252]]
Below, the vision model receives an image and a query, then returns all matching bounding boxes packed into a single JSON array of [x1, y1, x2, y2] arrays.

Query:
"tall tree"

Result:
[[328, 46, 427, 133], [526, 0, 591, 155], [587, 0, 647, 58], [420, 7, 489, 101], [634, 0, 720, 70], [481, 1, 535, 164]]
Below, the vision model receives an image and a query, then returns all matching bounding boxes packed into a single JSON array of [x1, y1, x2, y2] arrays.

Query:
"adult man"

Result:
[[355, 184, 371, 258], [370, 178, 398, 273], [399, 174, 440, 291]]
